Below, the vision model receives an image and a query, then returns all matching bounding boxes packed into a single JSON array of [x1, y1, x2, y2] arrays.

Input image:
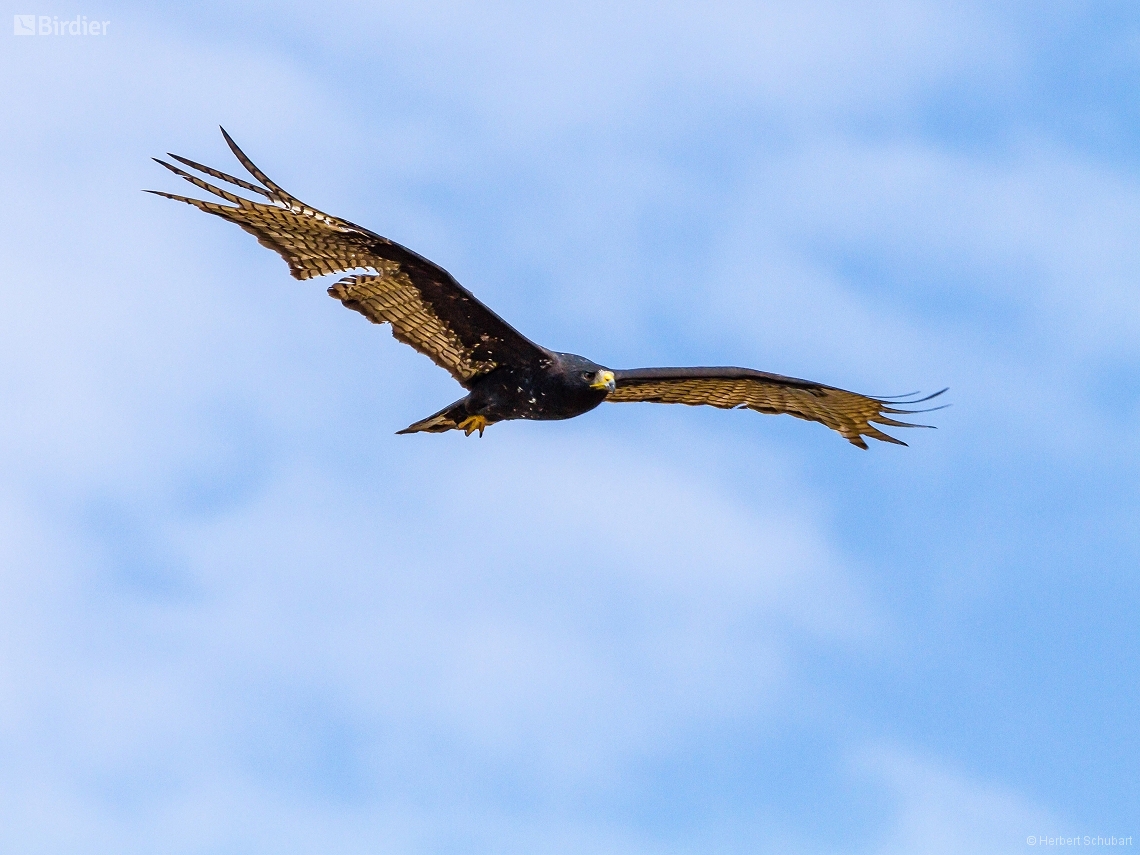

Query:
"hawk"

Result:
[[149, 129, 944, 448]]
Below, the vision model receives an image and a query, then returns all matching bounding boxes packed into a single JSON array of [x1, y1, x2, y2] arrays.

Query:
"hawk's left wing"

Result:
[[608, 367, 945, 448]]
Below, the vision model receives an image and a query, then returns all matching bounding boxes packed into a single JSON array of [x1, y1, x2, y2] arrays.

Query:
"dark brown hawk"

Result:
[[149, 128, 944, 448]]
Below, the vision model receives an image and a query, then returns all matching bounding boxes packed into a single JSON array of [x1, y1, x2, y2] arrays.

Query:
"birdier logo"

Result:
[[13, 14, 110, 35]]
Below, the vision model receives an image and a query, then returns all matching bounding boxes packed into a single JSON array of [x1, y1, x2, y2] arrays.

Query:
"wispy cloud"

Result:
[[1, 1, 1137, 851]]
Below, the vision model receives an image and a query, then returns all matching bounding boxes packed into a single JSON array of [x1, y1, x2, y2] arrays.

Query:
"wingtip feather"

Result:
[[218, 126, 291, 201]]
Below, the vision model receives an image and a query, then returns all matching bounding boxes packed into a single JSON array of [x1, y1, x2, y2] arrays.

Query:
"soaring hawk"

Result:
[[149, 129, 944, 448]]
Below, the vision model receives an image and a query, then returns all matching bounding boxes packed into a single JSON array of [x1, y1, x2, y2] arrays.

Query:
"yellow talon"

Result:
[[458, 415, 489, 437]]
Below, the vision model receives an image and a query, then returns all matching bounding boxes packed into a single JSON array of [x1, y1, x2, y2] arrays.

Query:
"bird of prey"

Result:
[[149, 129, 944, 448]]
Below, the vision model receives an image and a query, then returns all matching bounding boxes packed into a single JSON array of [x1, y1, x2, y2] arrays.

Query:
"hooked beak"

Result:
[[590, 369, 616, 393]]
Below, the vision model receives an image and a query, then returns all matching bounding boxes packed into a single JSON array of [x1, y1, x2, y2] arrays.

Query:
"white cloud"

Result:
[[0, 1, 1135, 851], [0, 426, 881, 851], [853, 745, 1054, 855]]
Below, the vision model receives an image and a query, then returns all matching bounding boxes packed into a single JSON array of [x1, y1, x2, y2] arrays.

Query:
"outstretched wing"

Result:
[[608, 367, 945, 448], [148, 128, 550, 387]]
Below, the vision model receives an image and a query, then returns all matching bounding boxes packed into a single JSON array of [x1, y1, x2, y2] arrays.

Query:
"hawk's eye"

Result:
[[583, 371, 595, 380]]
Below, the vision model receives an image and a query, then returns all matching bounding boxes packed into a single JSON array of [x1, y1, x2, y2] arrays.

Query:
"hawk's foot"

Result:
[[458, 415, 489, 437]]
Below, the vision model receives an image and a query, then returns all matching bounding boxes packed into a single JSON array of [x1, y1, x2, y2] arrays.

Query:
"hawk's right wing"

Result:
[[149, 128, 551, 387]]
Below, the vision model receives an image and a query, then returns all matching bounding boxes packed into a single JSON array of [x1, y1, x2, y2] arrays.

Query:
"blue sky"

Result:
[[1, 2, 1137, 852]]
